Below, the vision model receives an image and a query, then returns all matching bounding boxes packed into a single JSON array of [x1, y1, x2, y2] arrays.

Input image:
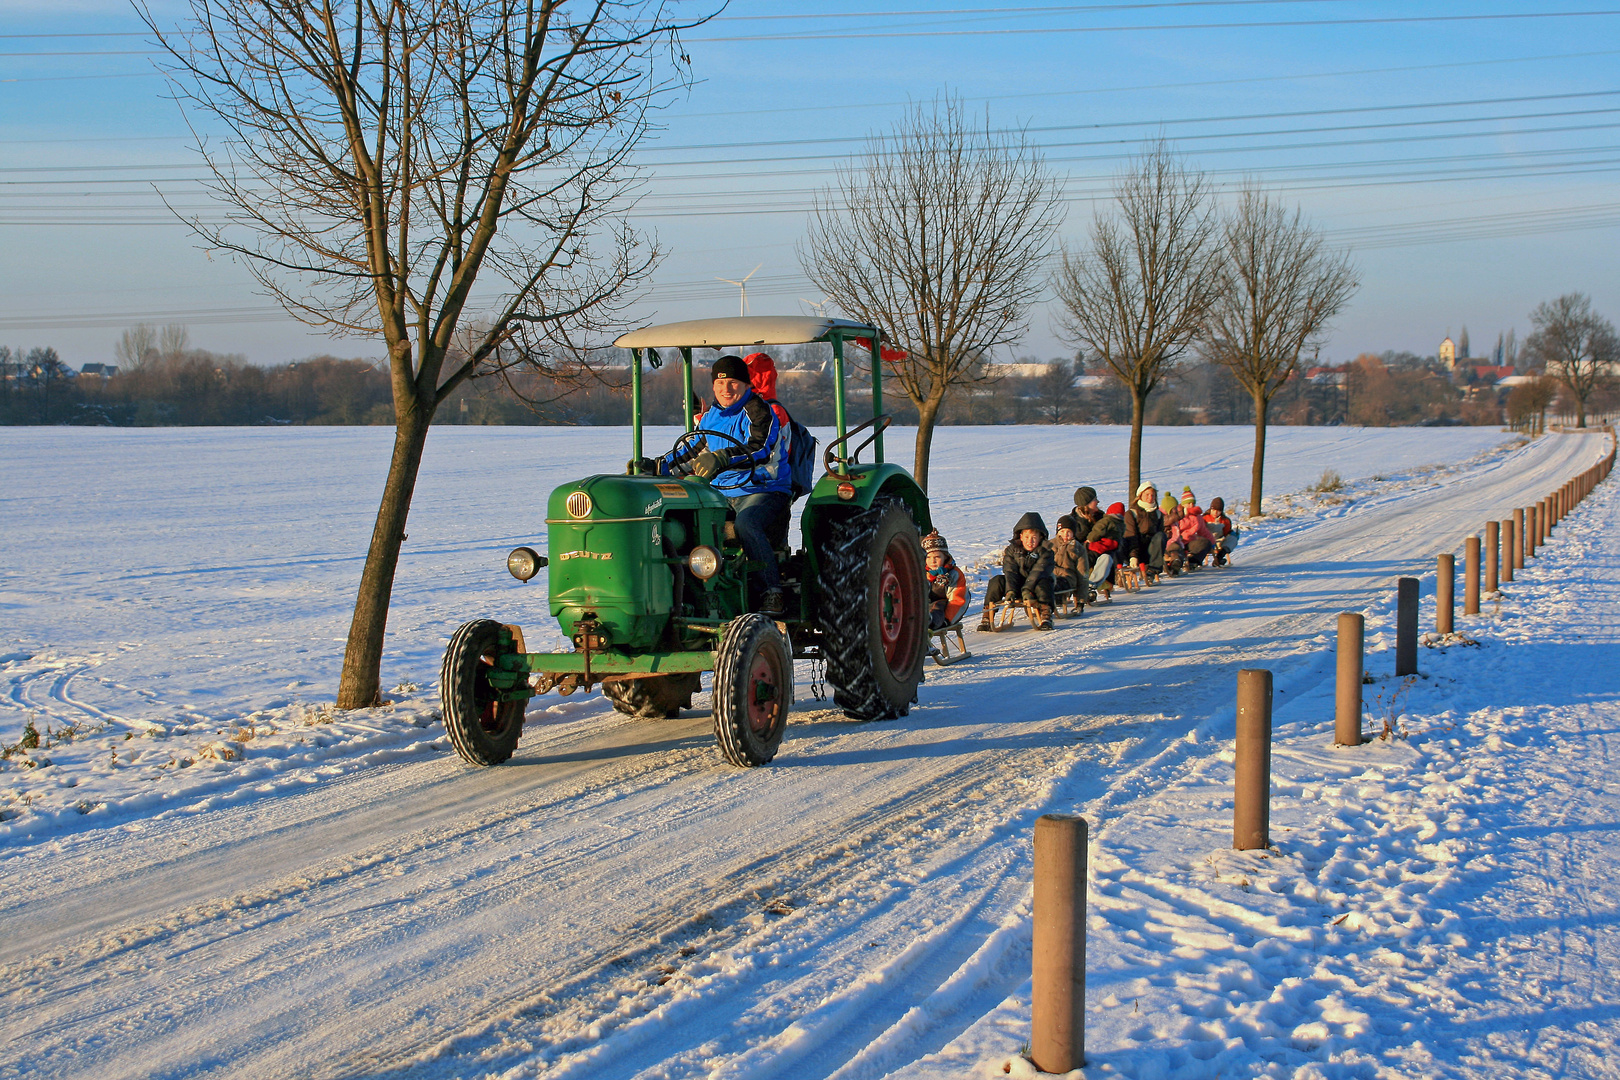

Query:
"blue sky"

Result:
[[3, 1, 1619, 368]]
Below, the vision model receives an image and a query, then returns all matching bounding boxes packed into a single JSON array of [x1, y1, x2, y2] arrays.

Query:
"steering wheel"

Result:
[[666, 428, 764, 488]]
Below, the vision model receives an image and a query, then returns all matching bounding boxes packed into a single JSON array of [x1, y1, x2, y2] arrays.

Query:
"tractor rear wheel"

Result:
[[712, 613, 792, 766], [441, 619, 526, 766], [603, 673, 702, 719], [818, 496, 928, 720]]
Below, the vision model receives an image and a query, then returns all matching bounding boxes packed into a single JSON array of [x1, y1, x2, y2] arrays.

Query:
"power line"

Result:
[[684, 9, 1620, 42], [672, 50, 1620, 119]]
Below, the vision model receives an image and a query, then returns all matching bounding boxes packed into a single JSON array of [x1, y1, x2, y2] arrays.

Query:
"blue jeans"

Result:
[[728, 491, 790, 592]]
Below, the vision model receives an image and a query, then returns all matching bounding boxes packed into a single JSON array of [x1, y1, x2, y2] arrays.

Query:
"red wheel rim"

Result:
[[747, 652, 780, 734], [476, 654, 505, 732], [878, 536, 922, 670]]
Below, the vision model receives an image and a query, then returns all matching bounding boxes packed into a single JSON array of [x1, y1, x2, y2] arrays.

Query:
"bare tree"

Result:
[[159, 323, 192, 360], [799, 96, 1062, 491], [1052, 142, 1222, 497], [115, 323, 159, 370], [143, 0, 705, 707], [1202, 187, 1358, 517], [1523, 293, 1618, 428], [1507, 375, 1558, 435], [1034, 358, 1076, 423]]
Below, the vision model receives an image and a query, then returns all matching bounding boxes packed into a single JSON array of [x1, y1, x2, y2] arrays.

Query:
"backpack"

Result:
[[768, 398, 818, 499]]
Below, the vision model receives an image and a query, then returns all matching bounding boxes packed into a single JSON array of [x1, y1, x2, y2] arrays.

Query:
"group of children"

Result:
[[920, 482, 1239, 636]]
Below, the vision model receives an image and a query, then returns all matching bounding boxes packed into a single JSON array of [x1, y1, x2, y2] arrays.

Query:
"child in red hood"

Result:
[[743, 352, 792, 437]]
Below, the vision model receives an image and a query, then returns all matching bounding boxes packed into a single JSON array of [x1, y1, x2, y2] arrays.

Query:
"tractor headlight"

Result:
[[507, 546, 547, 582], [686, 545, 722, 580]]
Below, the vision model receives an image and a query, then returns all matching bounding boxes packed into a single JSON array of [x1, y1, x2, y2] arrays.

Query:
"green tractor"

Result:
[[440, 316, 933, 768]]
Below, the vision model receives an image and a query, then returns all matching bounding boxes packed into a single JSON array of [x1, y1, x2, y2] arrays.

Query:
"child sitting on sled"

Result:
[[1203, 497, 1238, 565], [922, 531, 970, 630]]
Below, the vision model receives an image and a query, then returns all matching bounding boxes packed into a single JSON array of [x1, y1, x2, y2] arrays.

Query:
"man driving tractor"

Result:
[[657, 354, 792, 615]]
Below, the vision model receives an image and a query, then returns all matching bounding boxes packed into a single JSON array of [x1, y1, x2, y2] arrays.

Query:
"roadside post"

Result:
[[1485, 521, 1499, 593], [1396, 577, 1419, 676], [1464, 536, 1480, 615], [1437, 553, 1454, 635], [1335, 613, 1363, 746], [1032, 814, 1087, 1075], [1234, 670, 1273, 850], [1501, 519, 1515, 583], [1514, 507, 1526, 568]]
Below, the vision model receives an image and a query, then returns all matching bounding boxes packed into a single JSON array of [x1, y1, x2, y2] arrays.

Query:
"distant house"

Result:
[[79, 363, 119, 378], [1496, 374, 1538, 389], [1470, 364, 1514, 383]]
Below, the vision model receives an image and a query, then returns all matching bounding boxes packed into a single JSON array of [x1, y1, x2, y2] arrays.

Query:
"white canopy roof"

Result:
[[613, 316, 877, 349]]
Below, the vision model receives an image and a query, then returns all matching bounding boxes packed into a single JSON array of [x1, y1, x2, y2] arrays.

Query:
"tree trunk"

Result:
[[1249, 389, 1269, 519], [913, 395, 943, 493], [1577, 395, 1587, 428], [336, 405, 435, 708], [1127, 386, 1146, 498]]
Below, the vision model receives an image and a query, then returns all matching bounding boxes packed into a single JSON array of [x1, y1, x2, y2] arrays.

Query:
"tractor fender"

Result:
[[800, 462, 932, 540]]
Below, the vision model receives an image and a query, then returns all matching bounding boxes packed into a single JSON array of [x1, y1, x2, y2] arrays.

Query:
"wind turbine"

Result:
[[800, 296, 831, 317], [716, 264, 762, 317]]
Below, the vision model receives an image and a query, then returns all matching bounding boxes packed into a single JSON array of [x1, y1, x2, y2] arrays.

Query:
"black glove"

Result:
[[628, 456, 660, 475], [692, 450, 726, 480]]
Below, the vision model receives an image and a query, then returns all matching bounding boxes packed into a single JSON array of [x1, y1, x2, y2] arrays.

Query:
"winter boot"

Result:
[[760, 587, 786, 616], [977, 607, 994, 632], [1035, 605, 1054, 631]]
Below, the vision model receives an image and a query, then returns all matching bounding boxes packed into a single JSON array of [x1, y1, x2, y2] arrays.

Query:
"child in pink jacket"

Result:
[[1174, 505, 1216, 569]]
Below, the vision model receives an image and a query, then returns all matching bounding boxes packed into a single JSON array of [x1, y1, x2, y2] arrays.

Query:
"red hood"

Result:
[[743, 352, 778, 400]]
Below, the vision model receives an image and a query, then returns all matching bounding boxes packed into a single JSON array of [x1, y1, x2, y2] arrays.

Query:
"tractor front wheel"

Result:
[[712, 614, 792, 766], [818, 497, 927, 720], [441, 619, 526, 766], [603, 673, 702, 719]]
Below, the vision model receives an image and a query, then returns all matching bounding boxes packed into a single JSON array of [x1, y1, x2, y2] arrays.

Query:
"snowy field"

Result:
[[1, 423, 1616, 1079]]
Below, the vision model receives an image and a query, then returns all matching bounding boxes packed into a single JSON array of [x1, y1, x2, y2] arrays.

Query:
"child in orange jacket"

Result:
[[922, 531, 970, 629]]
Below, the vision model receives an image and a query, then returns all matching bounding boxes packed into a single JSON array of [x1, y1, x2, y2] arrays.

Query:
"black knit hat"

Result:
[[922, 530, 950, 557], [711, 354, 749, 383], [1073, 486, 1098, 510]]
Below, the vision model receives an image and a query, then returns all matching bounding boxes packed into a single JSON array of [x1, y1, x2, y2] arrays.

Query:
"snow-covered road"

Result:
[[0, 426, 1612, 1079]]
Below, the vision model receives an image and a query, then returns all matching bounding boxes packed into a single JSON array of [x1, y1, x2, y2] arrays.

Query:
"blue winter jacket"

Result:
[[664, 388, 791, 497]]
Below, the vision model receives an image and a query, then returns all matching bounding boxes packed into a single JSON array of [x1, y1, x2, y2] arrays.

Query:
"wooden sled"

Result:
[[982, 598, 1052, 631], [1054, 585, 1087, 618], [1114, 562, 1149, 592], [929, 618, 971, 665]]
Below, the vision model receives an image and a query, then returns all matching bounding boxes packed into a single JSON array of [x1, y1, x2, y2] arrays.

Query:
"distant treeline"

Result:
[[1, 338, 1556, 428]]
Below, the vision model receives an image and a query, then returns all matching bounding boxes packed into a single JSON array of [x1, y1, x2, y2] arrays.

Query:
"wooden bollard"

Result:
[[1514, 507, 1527, 568], [1335, 613, 1363, 746], [1437, 553, 1454, 635], [1465, 536, 1480, 615], [1485, 521, 1499, 593], [1234, 669, 1273, 850], [1538, 499, 1549, 546], [1396, 577, 1419, 676], [1501, 518, 1515, 583], [1032, 814, 1087, 1074]]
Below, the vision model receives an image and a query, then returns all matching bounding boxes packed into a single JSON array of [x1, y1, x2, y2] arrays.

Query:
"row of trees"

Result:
[[802, 123, 1356, 516]]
